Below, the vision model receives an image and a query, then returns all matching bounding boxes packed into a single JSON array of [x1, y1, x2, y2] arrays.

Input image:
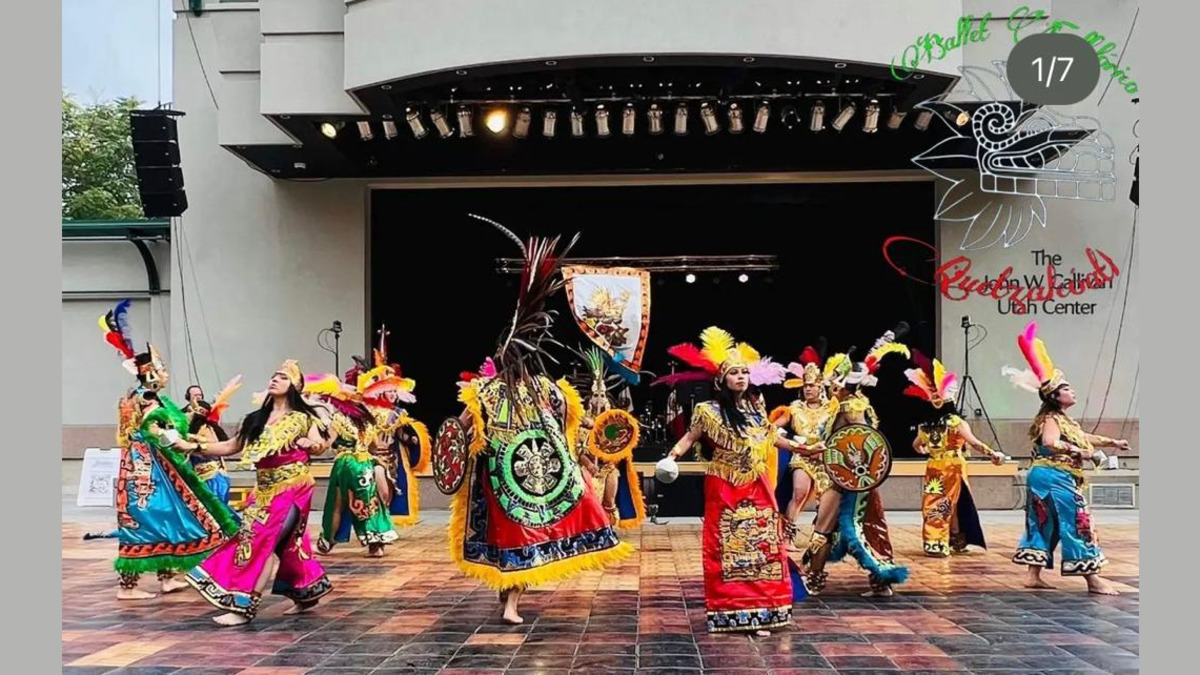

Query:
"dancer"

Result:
[[656, 327, 798, 634], [574, 347, 646, 528], [185, 376, 243, 507], [313, 367, 404, 556], [904, 353, 1003, 556], [448, 220, 633, 625], [173, 360, 334, 625], [1004, 321, 1128, 595], [802, 328, 910, 597], [365, 342, 432, 529], [99, 300, 240, 600], [770, 345, 836, 549]]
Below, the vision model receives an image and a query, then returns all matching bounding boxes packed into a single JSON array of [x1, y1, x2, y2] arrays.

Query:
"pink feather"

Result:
[[749, 358, 787, 386], [479, 357, 497, 378], [938, 372, 959, 399], [785, 362, 806, 378], [1017, 321, 1045, 382]]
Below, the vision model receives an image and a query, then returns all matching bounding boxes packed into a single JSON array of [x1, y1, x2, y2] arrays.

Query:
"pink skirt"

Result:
[[186, 451, 331, 615]]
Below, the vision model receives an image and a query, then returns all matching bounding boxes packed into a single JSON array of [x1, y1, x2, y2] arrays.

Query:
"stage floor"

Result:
[[62, 516, 1139, 675]]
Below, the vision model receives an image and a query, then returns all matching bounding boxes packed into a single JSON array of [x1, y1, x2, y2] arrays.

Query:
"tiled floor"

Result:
[[62, 518, 1139, 674]]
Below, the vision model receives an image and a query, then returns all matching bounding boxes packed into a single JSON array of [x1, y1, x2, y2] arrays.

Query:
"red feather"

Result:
[[910, 348, 933, 377], [799, 346, 820, 365], [651, 371, 713, 388], [903, 384, 932, 401], [105, 332, 134, 359], [459, 371, 478, 382], [666, 343, 718, 373]]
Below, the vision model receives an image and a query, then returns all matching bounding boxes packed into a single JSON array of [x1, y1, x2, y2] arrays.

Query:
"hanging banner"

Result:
[[562, 265, 650, 382]]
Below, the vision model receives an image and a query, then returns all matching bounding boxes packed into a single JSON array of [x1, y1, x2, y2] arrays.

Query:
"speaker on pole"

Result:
[[130, 109, 188, 218]]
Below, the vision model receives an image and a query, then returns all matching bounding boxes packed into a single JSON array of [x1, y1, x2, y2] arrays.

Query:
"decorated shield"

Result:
[[822, 424, 893, 492], [587, 409, 639, 462], [433, 417, 469, 495]]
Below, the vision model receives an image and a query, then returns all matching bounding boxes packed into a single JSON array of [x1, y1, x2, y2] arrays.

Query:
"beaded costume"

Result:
[[574, 347, 646, 528], [770, 346, 837, 512]]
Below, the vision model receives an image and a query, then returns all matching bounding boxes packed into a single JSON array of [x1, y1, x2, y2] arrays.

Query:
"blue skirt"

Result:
[[1013, 465, 1107, 575]]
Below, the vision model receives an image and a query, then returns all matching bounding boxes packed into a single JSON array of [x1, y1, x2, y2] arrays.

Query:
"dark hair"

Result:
[[714, 382, 761, 435], [917, 401, 964, 428], [186, 385, 204, 399], [237, 385, 319, 447]]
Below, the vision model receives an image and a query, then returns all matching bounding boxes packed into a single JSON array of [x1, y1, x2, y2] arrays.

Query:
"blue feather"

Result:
[[113, 299, 135, 353], [603, 352, 640, 385]]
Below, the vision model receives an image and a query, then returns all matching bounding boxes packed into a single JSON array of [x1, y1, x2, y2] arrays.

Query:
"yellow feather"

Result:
[[699, 326, 734, 367], [734, 343, 760, 364], [932, 359, 947, 391], [1033, 339, 1055, 378], [824, 353, 848, 379], [870, 342, 911, 362]]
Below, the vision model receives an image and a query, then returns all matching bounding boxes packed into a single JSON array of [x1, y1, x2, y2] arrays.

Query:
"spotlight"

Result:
[[647, 104, 664, 135], [356, 121, 373, 141], [700, 102, 720, 135], [914, 110, 933, 131], [513, 107, 532, 139], [320, 122, 341, 139], [780, 105, 800, 130], [863, 99, 881, 133], [542, 108, 558, 137], [570, 108, 585, 137], [753, 101, 770, 133], [887, 110, 907, 130], [430, 110, 454, 138], [595, 104, 611, 137], [685, 273, 696, 284], [674, 102, 689, 135], [728, 103, 744, 134], [831, 102, 856, 131], [406, 108, 428, 139], [457, 106, 474, 138], [622, 103, 636, 135], [485, 108, 508, 134], [955, 111, 971, 126], [809, 100, 825, 132], [738, 273, 749, 283], [382, 120, 399, 139]]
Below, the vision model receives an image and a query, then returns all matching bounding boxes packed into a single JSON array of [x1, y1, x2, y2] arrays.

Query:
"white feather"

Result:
[[1001, 366, 1040, 393]]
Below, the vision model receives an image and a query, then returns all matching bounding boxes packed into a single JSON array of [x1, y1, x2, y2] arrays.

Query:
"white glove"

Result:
[[655, 457, 680, 484]]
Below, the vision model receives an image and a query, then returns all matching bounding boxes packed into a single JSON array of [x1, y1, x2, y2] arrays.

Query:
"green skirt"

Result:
[[320, 453, 399, 548]]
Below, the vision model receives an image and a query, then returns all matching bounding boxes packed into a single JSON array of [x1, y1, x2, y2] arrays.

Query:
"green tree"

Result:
[[62, 92, 145, 220]]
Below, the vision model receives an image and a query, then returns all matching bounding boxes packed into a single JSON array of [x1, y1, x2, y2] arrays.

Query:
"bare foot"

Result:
[[117, 588, 157, 601], [367, 545, 385, 558], [862, 587, 894, 598], [501, 591, 523, 625], [1024, 579, 1056, 589], [1086, 576, 1119, 596], [160, 576, 190, 594], [213, 612, 250, 626], [755, 630, 771, 637], [284, 601, 318, 615]]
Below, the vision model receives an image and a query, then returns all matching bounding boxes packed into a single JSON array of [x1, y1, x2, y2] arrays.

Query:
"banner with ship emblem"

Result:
[[562, 265, 650, 383]]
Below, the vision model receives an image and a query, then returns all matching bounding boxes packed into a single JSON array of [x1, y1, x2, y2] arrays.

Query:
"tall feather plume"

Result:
[[98, 299, 136, 360], [748, 357, 787, 386], [666, 343, 718, 373], [206, 374, 243, 424], [1002, 365, 1041, 393], [799, 346, 821, 366], [1016, 321, 1050, 382], [699, 327, 735, 367]]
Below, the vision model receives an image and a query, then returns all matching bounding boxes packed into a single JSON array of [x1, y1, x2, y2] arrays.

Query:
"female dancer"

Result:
[[448, 220, 632, 626], [770, 345, 836, 549], [802, 328, 910, 597], [656, 327, 798, 635], [1004, 321, 1128, 595], [174, 360, 334, 625], [904, 353, 1003, 556], [185, 376, 243, 507], [99, 301, 239, 600], [313, 368, 403, 556], [575, 347, 646, 528]]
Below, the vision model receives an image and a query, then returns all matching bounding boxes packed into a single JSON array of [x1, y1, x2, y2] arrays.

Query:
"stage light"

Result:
[[728, 103, 744, 134], [570, 108, 585, 137], [700, 102, 720, 135], [542, 108, 558, 137], [887, 109, 906, 130], [512, 107, 532, 139], [622, 103, 636, 135], [955, 111, 970, 126], [780, 105, 800, 130], [595, 104, 611, 137], [382, 120, 399, 139], [685, 273, 696, 283], [320, 122, 340, 139], [738, 273, 749, 283], [647, 104, 664, 135], [430, 109, 454, 138], [753, 101, 770, 133], [485, 108, 508, 134], [863, 99, 880, 133], [356, 121, 373, 141], [914, 110, 933, 131], [831, 102, 856, 131], [457, 106, 474, 138], [809, 100, 825, 132], [674, 102, 689, 135], [406, 108, 428, 139]]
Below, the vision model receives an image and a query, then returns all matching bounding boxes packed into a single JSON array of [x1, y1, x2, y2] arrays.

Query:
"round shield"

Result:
[[588, 409, 639, 462], [822, 424, 893, 493], [433, 417, 469, 495]]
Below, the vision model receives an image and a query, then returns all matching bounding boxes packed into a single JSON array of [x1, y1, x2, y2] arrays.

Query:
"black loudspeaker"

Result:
[[130, 110, 188, 218]]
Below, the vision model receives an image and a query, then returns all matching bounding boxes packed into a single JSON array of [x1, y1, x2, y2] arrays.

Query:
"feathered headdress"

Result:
[[356, 365, 414, 406], [302, 372, 372, 420], [832, 323, 912, 389], [457, 356, 497, 390], [98, 299, 168, 387], [784, 339, 827, 389], [1002, 321, 1066, 396], [205, 375, 243, 424], [468, 213, 579, 405], [903, 350, 959, 409], [653, 326, 786, 388]]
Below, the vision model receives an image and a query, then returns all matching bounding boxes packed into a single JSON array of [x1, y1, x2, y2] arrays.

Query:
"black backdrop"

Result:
[[370, 181, 938, 459]]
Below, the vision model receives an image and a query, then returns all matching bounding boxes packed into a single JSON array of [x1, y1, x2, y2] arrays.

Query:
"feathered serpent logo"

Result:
[[912, 61, 1116, 251]]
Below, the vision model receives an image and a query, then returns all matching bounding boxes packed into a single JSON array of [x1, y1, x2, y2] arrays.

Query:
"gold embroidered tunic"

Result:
[[689, 400, 774, 487]]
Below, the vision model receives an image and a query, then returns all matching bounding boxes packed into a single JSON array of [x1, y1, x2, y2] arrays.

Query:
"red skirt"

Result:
[[703, 474, 793, 632]]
